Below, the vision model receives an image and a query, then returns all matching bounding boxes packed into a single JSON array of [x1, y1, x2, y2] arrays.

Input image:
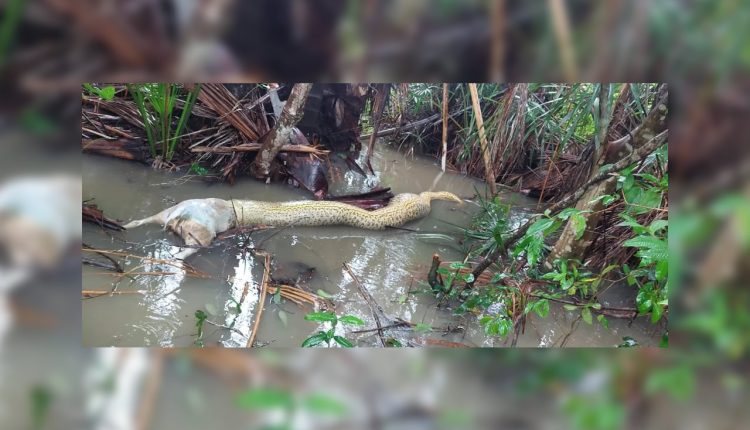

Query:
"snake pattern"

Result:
[[123, 191, 463, 249]]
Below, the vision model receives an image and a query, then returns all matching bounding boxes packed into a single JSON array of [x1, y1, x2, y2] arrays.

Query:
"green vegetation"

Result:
[[301, 311, 365, 348], [127, 83, 201, 161], [398, 83, 669, 345], [194, 309, 208, 347], [82, 83, 116, 101]]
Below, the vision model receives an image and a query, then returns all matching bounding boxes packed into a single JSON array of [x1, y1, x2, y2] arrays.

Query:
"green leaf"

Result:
[[304, 312, 337, 323], [415, 323, 432, 332], [557, 207, 582, 220], [597, 314, 609, 329], [534, 299, 550, 318], [636, 290, 652, 314], [302, 394, 348, 416], [650, 303, 663, 324], [564, 304, 578, 311], [623, 236, 668, 261], [655, 260, 668, 282], [581, 307, 593, 325], [648, 219, 668, 234], [616, 214, 646, 232], [316, 289, 335, 299], [99, 86, 116, 100], [333, 336, 354, 348], [236, 388, 294, 410], [301, 332, 329, 348], [338, 315, 365, 326], [526, 217, 555, 236], [570, 213, 587, 240], [386, 338, 403, 347]]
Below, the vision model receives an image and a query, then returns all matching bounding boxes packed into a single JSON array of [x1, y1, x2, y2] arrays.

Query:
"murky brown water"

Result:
[[82, 146, 660, 347]]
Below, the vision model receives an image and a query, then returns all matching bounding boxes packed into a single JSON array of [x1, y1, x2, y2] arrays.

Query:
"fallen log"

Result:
[[82, 138, 150, 163]]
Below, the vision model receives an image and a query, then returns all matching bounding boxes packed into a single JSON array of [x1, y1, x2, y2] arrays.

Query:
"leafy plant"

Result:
[[480, 313, 513, 338], [513, 207, 590, 267], [434, 261, 474, 297], [301, 311, 364, 348], [189, 162, 209, 176], [194, 309, 208, 347], [464, 194, 511, 258], [619, 216, 668, 323], [83, 83, 116, 101], [127, 83, 201, 161]]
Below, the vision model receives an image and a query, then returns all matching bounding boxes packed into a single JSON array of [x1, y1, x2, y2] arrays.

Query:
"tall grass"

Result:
[[127, 83, 201, 161]]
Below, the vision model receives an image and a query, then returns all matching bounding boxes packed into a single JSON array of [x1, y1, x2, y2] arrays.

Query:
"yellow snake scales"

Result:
[[123, 191, 463, 250]]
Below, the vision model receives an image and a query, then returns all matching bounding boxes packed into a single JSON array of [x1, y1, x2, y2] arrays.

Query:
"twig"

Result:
[[82, 243, 123, 272], [246, 252, 271, 347], [343, 262, 387, 347], [557, 315, 582, 348], [82, 290, 144, 298], [191, 143, 328, 155]]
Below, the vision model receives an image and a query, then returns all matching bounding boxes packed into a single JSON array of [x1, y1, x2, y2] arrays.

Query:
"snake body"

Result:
[[124, 191, 462, 249]]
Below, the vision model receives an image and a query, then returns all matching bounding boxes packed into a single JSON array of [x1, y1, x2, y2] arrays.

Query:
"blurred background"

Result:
[[1, 0, 748, 428]]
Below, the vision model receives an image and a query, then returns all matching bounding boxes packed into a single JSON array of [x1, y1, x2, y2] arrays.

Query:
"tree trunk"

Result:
[[468, 83, 498, 195], [364, 84, 390, 173], [250, 83, 313, 179], [546, 85, 668, 267]]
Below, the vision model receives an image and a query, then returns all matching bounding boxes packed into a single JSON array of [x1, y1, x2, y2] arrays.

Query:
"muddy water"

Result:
[[82, 146, 660, 347]]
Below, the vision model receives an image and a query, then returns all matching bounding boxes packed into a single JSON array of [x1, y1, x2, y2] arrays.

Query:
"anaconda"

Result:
[[123, 191, 463, 252]]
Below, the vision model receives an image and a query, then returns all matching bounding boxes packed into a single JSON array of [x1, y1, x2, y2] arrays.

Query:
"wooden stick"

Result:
[[83, 290, 143, 298], [343, 262, 387, 347], [441, 84, 449, 172], [247, 252, 271, 347], [468, 83, 498, 195], [191, 143, 328, 155]]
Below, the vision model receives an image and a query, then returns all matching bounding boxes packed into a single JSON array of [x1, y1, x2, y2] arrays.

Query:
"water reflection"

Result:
[[133, 240, 187, 347], [223, 248, 259, 347]]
